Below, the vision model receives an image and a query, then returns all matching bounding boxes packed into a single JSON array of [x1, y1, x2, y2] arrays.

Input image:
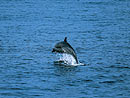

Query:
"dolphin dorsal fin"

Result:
[[64, 37, 67, 42]]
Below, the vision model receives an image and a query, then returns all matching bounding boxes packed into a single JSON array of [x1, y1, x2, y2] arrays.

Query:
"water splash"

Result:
[[54, 53, 85, 66]]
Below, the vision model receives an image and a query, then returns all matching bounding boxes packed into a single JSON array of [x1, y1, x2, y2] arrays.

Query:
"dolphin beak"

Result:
[[52, 49, 55, 53]]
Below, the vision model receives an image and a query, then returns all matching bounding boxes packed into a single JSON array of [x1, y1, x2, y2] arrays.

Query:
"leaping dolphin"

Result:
[[52, 37, 78, 64]]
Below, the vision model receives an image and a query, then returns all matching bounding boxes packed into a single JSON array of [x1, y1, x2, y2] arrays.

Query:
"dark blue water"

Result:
[[0, 0, 130, 98]]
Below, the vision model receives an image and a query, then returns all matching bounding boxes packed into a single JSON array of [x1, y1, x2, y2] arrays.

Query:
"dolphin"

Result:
[[52, 37, 78, 64]]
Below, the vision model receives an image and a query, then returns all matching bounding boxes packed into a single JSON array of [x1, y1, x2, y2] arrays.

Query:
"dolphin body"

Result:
[[52, 37, 78, 64]]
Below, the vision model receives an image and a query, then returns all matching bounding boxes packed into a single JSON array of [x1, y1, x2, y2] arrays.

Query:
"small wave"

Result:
[[99, 80, 116, 84]]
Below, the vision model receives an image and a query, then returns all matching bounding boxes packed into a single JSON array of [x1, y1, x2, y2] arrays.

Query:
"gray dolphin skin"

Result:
[[52, 37, 78, 64]]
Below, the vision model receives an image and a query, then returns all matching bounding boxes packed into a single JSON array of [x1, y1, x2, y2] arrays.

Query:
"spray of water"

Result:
[[59, 53, 77, 65], [54, 53, 84, 66]]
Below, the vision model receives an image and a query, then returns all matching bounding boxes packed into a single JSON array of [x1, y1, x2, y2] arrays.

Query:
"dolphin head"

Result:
[[52, 42, 66, 53], [52, 37, 79, 64], [52, 37, 68, 53]]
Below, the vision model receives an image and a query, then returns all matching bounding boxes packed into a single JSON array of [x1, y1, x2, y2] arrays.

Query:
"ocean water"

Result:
[[0, 0, 130, 98]]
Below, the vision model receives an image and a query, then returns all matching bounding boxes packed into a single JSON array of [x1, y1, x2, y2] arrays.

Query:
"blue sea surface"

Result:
[[0, 0, 130, 98]]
